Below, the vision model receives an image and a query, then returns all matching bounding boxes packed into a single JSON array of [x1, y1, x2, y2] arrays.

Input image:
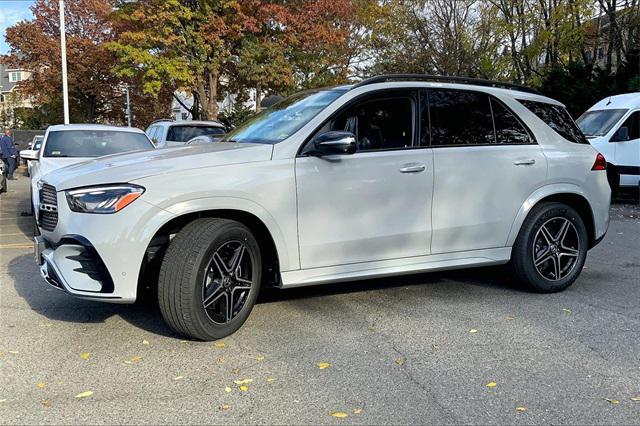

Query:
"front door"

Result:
[[295, 90, 434, 269], [612, 110, 640, 186]]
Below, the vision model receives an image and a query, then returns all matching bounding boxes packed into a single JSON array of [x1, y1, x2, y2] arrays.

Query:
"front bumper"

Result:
[[34, 185, 175, 303]]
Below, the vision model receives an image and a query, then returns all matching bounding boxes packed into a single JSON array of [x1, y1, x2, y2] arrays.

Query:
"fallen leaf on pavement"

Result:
[[36, 382, 45, 389], [75, 391, 94, 399], [266, 377, 275, 383], [605, 398, 620, 404], [142, 340, 149, 345], [233, 378, 253, 385], [505, 315, 515, 320], [214, 342, 226, 348], [80, 352, 91, 360], [224, 387, 232, 393], [173, 376, 183, 381], [220, 404, 230, 411], [41, 399, 51, 407], [231, 368, 240, 374], [630, 396, 640, 401], [486, 382, 497, 388], [217, 357, 225, 364], [239, 385, 249, 391], [354, 407, 363, 414], [330, 411, 348, 418], [124, 355, 142, 364], [562, 308, 572, 314], [256, 355, 265, 361], [469, 329, 478, 334], [395, 357, 405, 366], [515, 407, 527, 412], [8, 351, 18, 354], [0, 399, 6, 404], [317, 362, 331, 370]]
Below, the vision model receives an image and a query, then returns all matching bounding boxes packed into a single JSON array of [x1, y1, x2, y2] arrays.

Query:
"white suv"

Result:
[[145, 120, 225, 148], [34, 76, 611, 340]]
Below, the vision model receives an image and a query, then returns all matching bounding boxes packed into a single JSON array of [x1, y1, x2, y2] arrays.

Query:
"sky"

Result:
[[0, 0, 35, 54]]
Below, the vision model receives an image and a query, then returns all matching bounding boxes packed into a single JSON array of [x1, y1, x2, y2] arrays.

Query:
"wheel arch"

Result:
[[507, 185, 597, 249], [137, 207, 285, 300]]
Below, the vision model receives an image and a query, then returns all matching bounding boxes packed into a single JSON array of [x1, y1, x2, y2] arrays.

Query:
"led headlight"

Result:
[[65, 184, 145, 214]]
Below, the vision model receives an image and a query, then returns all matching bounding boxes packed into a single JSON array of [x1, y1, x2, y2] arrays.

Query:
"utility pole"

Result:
[[125, 84, 132, 127], [59, 0, 70, 124]]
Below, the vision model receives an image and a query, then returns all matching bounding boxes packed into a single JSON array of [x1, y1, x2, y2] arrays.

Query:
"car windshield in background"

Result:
[[576, 109, 628, 137], [223, 88, 348, 144], [167, 125, 225, 142], [43, 130, 154, 158]]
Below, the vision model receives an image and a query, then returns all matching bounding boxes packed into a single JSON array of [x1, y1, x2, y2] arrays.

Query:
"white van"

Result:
[[577, 93, 640, 189]]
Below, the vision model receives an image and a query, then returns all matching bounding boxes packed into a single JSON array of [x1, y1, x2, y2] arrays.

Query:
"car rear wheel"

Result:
[[509, 202, 588, 293], [158, 218, 262, 340]]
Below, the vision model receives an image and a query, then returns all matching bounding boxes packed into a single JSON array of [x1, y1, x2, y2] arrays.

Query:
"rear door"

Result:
[[427, 89, 547, 254], [611, 110, 640, 185]]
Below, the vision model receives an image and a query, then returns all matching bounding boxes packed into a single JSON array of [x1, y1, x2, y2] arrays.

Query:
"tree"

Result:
[[3, 0, 164, 125]]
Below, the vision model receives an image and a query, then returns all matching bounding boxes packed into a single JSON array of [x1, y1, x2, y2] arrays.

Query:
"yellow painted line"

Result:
[[0, 243, 33, 249]]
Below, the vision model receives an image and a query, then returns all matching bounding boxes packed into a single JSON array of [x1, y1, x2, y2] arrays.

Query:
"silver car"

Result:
[[34, 75, 610, 340]]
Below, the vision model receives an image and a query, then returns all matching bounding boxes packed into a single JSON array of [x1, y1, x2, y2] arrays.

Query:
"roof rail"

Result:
[[352, 74, 540, 95]]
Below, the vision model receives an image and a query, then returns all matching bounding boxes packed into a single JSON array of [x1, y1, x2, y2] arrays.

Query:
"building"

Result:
[[0, 63, 33, 127]]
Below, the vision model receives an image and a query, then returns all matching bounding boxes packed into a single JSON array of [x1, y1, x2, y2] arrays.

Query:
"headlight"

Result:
[[65, 184, 145, 214]]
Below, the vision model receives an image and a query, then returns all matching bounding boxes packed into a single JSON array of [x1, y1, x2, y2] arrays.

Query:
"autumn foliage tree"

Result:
[[3, 0, 168, 126]]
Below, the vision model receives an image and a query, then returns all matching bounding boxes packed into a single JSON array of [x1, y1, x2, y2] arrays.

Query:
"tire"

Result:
[[158, 218, 262, 340], [509, 202, 588, 293]]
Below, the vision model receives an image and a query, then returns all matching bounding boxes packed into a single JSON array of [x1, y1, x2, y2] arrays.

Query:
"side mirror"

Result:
[[311, 131, 357, 156], [20, 150, 39, 161], [611, 126, 630, 142]]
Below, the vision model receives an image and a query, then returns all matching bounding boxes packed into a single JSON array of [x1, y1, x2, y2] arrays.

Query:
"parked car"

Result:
[[186, 134, 225, 145], [21, 124, 155, 220], [20, 135, 44, 176], [577, 93, 640, 190], [33, 75, 610, 341], [145, 120, 225, 148], [0, 160, 6, 194]]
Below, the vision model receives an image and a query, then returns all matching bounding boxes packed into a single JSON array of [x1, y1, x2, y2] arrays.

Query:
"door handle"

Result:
[[514, 159, 536, 166], [399, 163, 426, 173]]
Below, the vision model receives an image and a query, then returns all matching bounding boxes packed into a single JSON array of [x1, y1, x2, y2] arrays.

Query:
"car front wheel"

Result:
[[509, 202, 588, 293], [158, 218, 262, 340]]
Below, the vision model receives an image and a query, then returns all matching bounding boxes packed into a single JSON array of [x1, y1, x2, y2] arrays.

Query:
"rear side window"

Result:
[[429, 89, 494, 146], [167, 125, 225, 142], [491, 98, 533, 144], [520, 100, 588, 144]]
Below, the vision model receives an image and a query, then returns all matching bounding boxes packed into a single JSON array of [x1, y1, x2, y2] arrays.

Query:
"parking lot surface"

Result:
[[1, 171, 639, 424]]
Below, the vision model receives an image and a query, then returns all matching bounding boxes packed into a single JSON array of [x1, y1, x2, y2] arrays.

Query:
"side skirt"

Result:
[[280, 247, 512, 288]]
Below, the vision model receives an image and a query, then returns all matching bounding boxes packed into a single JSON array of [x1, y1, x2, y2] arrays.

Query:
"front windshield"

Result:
[[577, 109, 628, 137], [224, 88, 348, 144], [44, 130, 154, 158]]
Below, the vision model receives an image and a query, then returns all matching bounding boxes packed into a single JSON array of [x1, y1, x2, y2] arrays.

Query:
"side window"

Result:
[[519, 100, 588, 144], [429, 89, 494, 146], [146, 126, 157, 141], [491, 98, 533, 144], [321, 95, 415, 151], [614, 111, 640, 141]]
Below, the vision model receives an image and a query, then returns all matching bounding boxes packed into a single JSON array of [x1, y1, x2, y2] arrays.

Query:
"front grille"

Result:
[[38, 183, 58, 232]]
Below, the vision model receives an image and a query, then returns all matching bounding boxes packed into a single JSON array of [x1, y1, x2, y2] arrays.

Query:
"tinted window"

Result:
[[319, 95, 414, 151], [167, 125, 225, 142], [577, 109, 628, 137], [44, 130, 154, 158], [614, 111, 640, 140], [429, 90, 494, 146], [491, 98, 532, 144], [520, 100, 588, 144]]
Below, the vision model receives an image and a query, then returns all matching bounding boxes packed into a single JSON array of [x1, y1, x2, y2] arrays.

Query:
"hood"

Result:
[[38, 157, 91, 179], [42, 142, 273, 190]]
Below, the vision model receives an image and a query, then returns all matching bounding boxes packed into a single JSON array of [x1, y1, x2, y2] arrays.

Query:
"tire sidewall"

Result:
[[520, 203, 588, 292], [189, 223, 262, 340]]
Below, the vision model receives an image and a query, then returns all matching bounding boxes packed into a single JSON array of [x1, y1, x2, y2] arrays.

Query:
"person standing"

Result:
[[0, 128, 18, 180]]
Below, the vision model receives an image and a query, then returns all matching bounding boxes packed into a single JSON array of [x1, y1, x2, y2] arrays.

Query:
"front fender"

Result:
[[159, 197, 295, 271]]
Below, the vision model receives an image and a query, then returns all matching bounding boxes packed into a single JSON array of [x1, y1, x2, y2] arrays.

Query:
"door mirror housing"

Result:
[[610, 126, 630, 142], [20, 150, 39, 161], [311, 131, 357, 156]]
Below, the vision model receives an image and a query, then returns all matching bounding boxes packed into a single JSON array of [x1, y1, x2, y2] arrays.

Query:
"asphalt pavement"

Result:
[[1, 169, 639, 424]]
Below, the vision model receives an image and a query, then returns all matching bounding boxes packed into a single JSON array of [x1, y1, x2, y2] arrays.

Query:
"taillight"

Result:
[[591, 153, 607, 171]]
